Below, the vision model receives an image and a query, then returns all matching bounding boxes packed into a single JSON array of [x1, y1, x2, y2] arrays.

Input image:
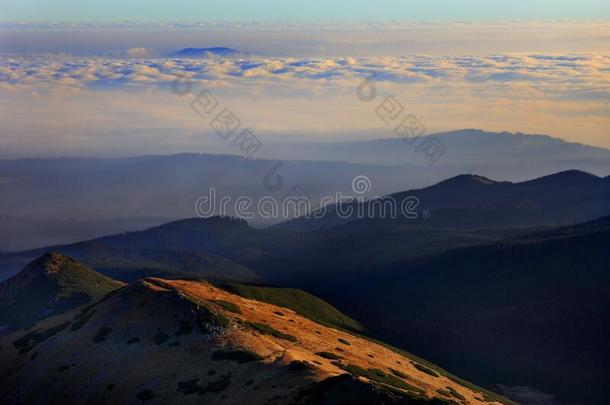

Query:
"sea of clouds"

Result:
[[1, 53, 608, 93]]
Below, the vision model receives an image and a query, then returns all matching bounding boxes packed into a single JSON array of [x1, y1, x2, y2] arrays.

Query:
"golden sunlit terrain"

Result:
[[0, 277, 511, 404]]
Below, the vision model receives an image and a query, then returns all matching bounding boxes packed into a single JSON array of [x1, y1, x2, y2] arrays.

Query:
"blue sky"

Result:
[[2, 0, 609, 21]]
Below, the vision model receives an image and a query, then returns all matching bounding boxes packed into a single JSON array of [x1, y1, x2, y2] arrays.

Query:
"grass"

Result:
[[315, 351, 342, 360], [390, 368, 408, 379], [182, 294, 232, 333], [215, 282, 363, 332], [330, 362, 425, 395], [243, 320, 297, 342], [212, 299, 242, 314], [445, 386, 466, 401], [411, 361, 440, 377], [436, 388, 452, 398]]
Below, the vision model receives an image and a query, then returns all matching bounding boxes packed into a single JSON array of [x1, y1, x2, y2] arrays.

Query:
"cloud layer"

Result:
[[1, 53, 608, 91]]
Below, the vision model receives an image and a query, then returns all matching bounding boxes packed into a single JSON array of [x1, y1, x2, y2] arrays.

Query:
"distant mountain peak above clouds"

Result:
[[171, 47, 245, 58]]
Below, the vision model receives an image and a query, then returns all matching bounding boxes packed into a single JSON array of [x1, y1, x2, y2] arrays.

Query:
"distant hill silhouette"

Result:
[[260, 129, 610, 167]]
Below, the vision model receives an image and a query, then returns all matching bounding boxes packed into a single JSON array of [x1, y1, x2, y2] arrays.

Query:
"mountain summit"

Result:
[[0, 253, 124, 333]]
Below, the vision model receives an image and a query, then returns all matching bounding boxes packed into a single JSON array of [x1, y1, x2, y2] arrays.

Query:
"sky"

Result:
[[0, 3, 609, 157], [2, 0, 610, 22]]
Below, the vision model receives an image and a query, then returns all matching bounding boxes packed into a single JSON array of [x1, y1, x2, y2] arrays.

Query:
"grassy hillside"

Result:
[[215, 283, 364, 333], [0, 277, 509, 404], [213, 282, 514, 404]]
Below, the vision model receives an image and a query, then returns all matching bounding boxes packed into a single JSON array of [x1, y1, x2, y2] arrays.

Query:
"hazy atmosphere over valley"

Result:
[[0, 1, 609, 405]]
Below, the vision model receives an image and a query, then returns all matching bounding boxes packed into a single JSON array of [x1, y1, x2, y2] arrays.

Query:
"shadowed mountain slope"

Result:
[[310, 216, 610, 404]]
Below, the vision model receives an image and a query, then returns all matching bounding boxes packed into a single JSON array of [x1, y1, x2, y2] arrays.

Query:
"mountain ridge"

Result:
[[277, 169, 610, 232], [2, 170, 609, 284]]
